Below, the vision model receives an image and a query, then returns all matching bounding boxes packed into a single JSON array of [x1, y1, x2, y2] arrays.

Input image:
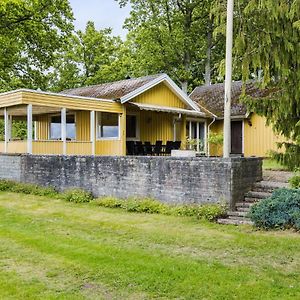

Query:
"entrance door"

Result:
[[231, 121, 243, 154]]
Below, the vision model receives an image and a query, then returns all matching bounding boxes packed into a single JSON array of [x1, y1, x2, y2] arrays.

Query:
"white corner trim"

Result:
[[120, 74, 201, 113]]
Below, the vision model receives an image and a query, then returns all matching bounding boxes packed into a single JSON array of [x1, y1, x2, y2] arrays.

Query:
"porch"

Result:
[[0, 89, 207, 156]]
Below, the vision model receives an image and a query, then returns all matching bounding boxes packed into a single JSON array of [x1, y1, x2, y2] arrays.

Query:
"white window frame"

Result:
[[186, 118, 207, 153], [48, 112, 77, 141], [96, 111, 121, 141], [126, 112, 140, 141]]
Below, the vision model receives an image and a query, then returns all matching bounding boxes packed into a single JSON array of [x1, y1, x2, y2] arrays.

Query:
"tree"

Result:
[[117, 0, 225, 92], [214, 0, 300, 168], [0, 0, 74, 91], [50, 21, 131, 91]]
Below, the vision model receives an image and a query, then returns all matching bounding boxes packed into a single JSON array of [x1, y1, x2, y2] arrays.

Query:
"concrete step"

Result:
[[236, 202, 254, 208], [245, 191, 272, 200], [236, 207, 251, 212], [227, 211, 249, 218], [217, 218, 253, 226], [263, 170, 293, 183], [252, 181, 289, 193]]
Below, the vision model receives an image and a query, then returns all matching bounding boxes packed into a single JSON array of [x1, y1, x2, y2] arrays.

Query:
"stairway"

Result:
[[217, 171, 291, 225]]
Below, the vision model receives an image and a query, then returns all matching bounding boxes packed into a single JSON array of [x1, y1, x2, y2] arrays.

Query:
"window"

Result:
[[186, 120, 206, 152], [126, 114, 138, 140], [50, 115, 75, 140], [97, 112, 119, 139]]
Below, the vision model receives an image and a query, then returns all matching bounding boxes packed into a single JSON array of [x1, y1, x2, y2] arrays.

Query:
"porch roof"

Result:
[[130, 103, 205, 117]]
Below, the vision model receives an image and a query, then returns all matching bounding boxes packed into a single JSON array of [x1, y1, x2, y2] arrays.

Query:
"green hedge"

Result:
[[95, 197, 226, 221], [249, 188, 300, 230], [0, 179, 227, 222]]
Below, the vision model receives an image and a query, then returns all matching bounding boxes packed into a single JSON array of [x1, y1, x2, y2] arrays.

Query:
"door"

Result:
[[231, 121, 243, 154]]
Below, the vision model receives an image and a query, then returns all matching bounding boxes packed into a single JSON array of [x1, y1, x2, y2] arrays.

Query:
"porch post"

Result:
[[90, 110, 95, 155], [61, 108, 67, 155], [196, 122, 200, 152], [27, 104, 33, 154], [4, 108, 9, 153], [180, 115, 186, 150]]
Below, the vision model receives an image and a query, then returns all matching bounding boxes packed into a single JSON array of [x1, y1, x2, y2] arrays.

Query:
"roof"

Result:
[[62, 74, 161, 100], [190, 81, 274, 118], [61, 74, 203, 114]]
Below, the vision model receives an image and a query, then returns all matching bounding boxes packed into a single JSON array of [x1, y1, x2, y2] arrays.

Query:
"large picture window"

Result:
[[50, 115, 75, 140], [97, 112, 119, 139], [186, 120, 206, 152]]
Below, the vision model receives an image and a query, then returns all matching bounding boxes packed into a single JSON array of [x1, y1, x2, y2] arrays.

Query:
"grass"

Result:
[[0, 193, 300, 299], [263, 158, 288, 170]]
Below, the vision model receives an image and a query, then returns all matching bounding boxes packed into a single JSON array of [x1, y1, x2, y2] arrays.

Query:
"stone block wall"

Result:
[[0, 154, 262, 207]]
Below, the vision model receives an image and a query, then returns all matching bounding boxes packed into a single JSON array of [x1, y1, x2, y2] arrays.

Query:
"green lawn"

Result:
[[263, 158, 288, 170], [0, 193, 300, 299]]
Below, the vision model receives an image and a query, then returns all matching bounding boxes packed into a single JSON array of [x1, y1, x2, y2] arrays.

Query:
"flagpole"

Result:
[[223, 0, 234, 158]]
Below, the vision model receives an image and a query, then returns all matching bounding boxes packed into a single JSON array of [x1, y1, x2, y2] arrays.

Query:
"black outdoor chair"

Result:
[[144, 141, 153, 156], [126, 141, 135, 155], [135, 141, 145, 155], [164, 141, 173, 155], [153, 140, 163, 156], [173, 141, 181, 150]]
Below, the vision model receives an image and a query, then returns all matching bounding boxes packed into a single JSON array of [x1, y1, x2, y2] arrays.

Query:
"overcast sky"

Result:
[[68, 0, 131, 38]]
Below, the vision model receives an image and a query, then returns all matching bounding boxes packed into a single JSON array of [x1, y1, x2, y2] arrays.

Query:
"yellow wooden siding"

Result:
[[139, 111, 174, 144], [0, 142, 5, 152], [67, 142, 92, 155], [0, 92, 23, 108], [76, 111, 90, 141], [33, 141, 62, 155], [209, 120, 223, 156], [36, 115, 49, 140], [95, 140, 123, 155], [22, 92, 123, 113], [244, 114, 285, 157], [132, 83, 187, 109], [7, 141, 27, 153]]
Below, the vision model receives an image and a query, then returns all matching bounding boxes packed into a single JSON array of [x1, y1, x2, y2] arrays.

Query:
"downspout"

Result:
[[207, 117, 216, 157]]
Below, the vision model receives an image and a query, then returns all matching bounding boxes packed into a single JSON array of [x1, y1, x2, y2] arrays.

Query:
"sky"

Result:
[[68, 0, 131, 38]]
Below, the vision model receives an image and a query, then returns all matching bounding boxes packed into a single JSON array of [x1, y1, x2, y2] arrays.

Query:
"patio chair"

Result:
[[153, 140, 163, 156], [126, 141, 135, 155], [135, 141, 145, 155], [144, 141, 153, 156], [174, 141, 181, 150], [164, 141, 173, 155]]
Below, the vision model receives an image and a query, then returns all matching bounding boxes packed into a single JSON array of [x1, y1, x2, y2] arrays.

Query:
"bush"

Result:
[[62, 189, 94, 203], [0, 180, 58, 197], [94, 197, 123, 208], [289, 173, 300, 189], [249, 188, 300, 230], [196, 204, 227, 221]]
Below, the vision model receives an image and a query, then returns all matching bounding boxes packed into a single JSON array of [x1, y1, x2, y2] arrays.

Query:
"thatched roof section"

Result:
[[61, 74, 162, 100], [190, 81, 273, 118]]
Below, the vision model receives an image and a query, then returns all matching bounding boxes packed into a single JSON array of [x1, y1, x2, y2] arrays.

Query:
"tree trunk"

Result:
[[181, 81, 188, 93], [205, 22, 213, 86]]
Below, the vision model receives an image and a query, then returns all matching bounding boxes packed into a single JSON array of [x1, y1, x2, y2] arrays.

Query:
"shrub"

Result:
[[196, 204, 227, 221], [289, 173, 300, 189], [123, 198, 167, 214], [0, 180, 58, 197], [94, 197, 123, 208], [62, 189, 94, 203], [249, 188, 300, 230]]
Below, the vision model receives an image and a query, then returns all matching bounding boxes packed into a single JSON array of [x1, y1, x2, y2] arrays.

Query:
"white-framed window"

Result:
[[49, 114, 76, 140], [126, 112, 140, 141], [97, 112, 120, 139], [186, 119, 206, 152]]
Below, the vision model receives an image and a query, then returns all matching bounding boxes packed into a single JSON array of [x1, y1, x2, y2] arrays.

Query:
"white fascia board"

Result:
[[120, 74, 202, 113]]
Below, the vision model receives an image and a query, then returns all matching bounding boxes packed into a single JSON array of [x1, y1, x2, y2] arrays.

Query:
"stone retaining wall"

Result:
[[0, 154, 263, 207]]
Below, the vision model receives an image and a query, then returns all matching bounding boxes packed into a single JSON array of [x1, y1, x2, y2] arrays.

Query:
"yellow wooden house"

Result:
[[190, 81, 285, 157], [0, 74, 207, 156]]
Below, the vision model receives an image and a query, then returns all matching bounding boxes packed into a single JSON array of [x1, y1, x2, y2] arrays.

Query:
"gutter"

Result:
[[207, 117, 216, 156]]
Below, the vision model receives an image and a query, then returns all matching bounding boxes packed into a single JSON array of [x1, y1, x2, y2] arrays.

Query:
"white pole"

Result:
[[27, 104, 33, 154], [4, 108, 9, 153], [223, 0, 234, 158], [61, 108, 67, 155], [90, 111, 95, 156]]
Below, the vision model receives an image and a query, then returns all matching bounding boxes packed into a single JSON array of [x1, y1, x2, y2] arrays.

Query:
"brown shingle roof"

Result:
[[190, 81, 273, 118], [61, 74, 162, 100]]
